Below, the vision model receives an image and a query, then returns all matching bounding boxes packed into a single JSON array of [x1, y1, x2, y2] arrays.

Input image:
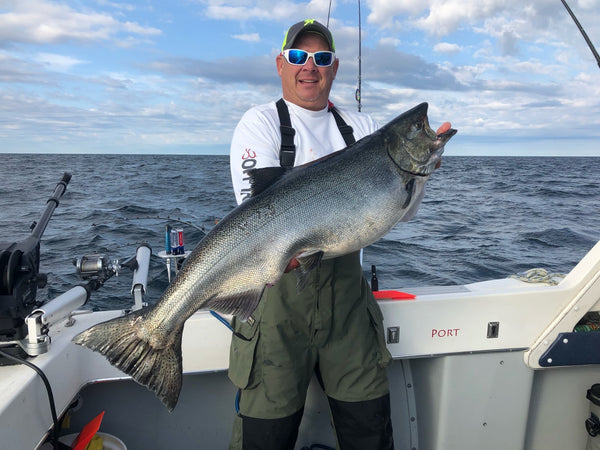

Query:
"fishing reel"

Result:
[[74, 254, 138, 289], [74, 254, 118, 282]]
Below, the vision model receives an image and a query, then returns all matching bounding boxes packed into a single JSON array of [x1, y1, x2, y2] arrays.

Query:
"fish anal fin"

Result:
[[205, 288, 265, 322]]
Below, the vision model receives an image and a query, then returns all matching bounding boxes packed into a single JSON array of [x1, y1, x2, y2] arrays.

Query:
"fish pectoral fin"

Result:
[[296, 250, 324, 270], [205, 288, 265, 322], [295, 250, 324, 292]]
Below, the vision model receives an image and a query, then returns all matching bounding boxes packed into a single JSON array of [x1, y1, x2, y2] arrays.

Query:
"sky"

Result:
[[1, 0, 600, 156]]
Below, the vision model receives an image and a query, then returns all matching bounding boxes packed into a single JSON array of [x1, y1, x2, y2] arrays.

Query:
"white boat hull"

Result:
[[2, 240, 600, 449]]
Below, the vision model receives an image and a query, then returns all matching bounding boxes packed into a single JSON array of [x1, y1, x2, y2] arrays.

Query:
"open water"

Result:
[[0, 153, 599, 311]]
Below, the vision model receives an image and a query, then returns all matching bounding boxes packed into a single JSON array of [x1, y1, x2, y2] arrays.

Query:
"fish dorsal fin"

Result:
[[204, 287, 265, 322], [248, 167, 289, 197], [295, 250, 324, 292]]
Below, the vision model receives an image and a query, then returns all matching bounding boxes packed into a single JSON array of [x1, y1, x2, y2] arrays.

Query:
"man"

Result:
[[228, 19, 394, 449]]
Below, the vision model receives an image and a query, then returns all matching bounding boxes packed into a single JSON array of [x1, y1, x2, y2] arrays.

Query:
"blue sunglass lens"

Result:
[[314, 52, 333, 66], [288, 50, 308, 64]]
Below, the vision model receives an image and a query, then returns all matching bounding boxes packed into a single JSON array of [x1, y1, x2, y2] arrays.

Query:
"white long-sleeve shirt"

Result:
[[230, 99, 379, 205]]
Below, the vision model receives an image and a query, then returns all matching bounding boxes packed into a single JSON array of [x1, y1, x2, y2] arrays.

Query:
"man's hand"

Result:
[[437, 122, 451, 135]]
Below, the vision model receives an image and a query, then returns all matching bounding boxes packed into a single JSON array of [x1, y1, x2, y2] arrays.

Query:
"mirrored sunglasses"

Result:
[[281, 49, 336, 67]]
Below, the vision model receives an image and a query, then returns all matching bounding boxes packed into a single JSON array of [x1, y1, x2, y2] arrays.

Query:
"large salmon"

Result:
[[73, 102, 456, 410]]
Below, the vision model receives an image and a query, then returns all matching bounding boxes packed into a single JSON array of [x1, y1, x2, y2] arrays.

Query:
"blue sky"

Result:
[[1, 0, 600, 156]]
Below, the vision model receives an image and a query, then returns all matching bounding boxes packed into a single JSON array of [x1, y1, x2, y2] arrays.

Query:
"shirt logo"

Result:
[[240, 148, 257, 202], [242, 148, 256, 160]]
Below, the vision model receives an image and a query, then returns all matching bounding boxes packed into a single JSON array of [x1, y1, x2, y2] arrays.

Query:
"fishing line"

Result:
[[119, 215, 209, 232], [0, 349, 61, 449]]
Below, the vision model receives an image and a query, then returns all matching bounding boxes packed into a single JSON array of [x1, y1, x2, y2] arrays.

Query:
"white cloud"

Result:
[[0, 0, 161, 45], [415, 0, 507, 36], [202, 0, 296, 21], [578, 0, 600, 9], [34, 53, 86, 72], [231, 33, 260, 43], [433, 42, 461, 55], [378, 37, 402, 47], [1, 0, 600, 156], [364, 0, 593, 41], [366, 0, 425, 29], [200, 0, 331, 22]]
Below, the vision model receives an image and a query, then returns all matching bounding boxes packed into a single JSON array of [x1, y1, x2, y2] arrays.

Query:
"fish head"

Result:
[[383, 102, 457, 176]]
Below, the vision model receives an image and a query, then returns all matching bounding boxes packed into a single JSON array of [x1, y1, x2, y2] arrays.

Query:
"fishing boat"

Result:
[[1, 167, 600, 450], [2, 2, 599, 448]]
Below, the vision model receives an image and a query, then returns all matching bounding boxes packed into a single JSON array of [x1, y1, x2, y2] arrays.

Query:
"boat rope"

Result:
[[509, 268, 566, 286]]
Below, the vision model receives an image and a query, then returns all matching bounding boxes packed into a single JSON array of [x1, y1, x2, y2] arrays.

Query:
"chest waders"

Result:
[[228, 100, 394, 450]]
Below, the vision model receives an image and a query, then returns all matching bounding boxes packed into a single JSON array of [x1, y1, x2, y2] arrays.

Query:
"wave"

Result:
[[1, 154, 599, 310]]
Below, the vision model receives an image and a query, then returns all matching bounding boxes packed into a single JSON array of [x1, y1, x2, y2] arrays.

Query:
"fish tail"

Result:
[[72, 308, 183, 411]]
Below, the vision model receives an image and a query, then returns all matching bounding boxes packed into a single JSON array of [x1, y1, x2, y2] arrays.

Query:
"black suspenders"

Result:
[[330, 107, 356, 147], [276, 98, 356, 168], [276, 99, 297, 168]]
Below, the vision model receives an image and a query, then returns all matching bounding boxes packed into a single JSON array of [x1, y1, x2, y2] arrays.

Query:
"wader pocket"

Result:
[[367, 297, 392, 368], [228, 318, 260, 389]]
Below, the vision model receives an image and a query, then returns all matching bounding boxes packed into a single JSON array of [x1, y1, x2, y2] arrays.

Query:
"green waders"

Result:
[[228, 251, 393, 449]]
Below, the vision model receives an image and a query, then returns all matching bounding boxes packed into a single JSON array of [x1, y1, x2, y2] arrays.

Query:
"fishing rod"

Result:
[[325, 0, 363, 111], [560, 0, 600, 69], [356, 0, 362, 112]]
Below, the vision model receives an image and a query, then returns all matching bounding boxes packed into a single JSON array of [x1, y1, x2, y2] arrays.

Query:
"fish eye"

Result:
[[411, 122, 422, 132], [407, 122, 422, 140]]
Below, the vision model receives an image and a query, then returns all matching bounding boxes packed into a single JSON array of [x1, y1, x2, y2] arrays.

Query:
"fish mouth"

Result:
[[437, 127, 457, 143], [397, 127, 457, 177], [425, 127, 457, 170]]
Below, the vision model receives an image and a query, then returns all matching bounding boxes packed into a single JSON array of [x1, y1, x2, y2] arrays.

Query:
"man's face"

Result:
[[276, 32, 339, 111]]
